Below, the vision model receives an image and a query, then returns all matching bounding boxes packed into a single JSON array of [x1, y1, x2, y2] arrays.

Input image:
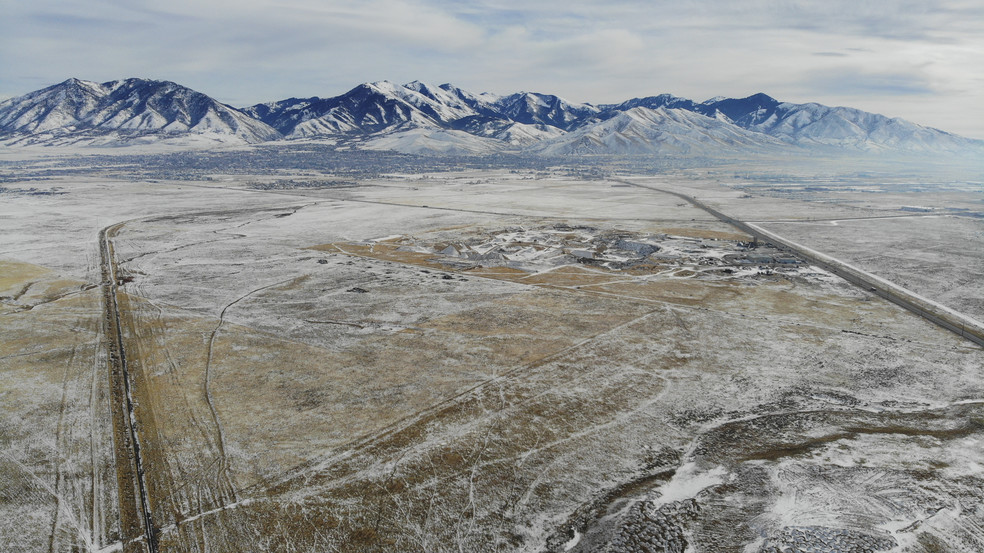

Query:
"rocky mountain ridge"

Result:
[[0, 78, 280, 146], [2, 77, 980, 156]]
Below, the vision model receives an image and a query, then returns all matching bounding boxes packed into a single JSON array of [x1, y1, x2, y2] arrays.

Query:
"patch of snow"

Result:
[[363, 128, 505, 155], [653, 462, 728, 506], [562, 528, 581, 551]]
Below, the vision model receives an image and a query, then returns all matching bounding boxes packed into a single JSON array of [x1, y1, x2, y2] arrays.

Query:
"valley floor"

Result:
[[1, 159, 982, 553]]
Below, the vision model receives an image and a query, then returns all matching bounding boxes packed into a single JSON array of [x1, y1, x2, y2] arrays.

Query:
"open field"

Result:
[[760, 216, 984, 322], [1, 154, 982, 552], [635, 163, 984, 323]]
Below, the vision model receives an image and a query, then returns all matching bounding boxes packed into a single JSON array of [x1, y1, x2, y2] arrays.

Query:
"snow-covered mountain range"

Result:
[[1, 77, 980, 156], [0, 78, 280, 146]]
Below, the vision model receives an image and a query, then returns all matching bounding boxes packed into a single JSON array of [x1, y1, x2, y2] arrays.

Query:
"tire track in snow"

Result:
[[202, 277, 297, 503]]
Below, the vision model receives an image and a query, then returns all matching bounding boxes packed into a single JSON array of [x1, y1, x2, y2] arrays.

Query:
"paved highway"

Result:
[[618, 179, 984, 348]]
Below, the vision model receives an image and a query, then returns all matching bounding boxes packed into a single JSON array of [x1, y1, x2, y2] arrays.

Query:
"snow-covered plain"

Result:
[[629, 161, 984, 323], [1, 153, 982, 553]]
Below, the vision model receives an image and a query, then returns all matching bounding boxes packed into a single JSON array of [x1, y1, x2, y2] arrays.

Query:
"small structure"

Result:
[[615, 240, 659, 256]]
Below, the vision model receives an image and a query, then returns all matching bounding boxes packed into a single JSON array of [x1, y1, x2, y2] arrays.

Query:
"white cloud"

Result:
[[1, 0, 982, 137]]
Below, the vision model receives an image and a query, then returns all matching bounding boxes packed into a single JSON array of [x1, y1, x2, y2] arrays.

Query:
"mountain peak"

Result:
[[3, 78, 980, 155], [744, 92, 779, 105], [404, 80, 433, 92], [0, 76, 280, 144], [606, 94, 696, 112], [365, 80, 401, 94], [51, 77, 103, 93]]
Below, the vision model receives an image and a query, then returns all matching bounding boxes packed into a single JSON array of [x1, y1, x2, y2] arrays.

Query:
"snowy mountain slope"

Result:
[[746, 102, 976, 152], [244, 81, 496, 139], [247, 81, 980, 155], [686, 93, 978, 152], [697, 93, 781, 126], [601, 93, 700, 113], [434, 83, 502, 114], [247, 83, 599, 139], [3, 77, 981, 155], [0, 78, 281, 145], [493, 122, 567, 146], [244, 84, 431, 138], [360, 127, 506, 155], [492, 92, 600, 131], [402, 80, 501, 121], [529, 107, 788, 155], [0, 78, 106, 134]]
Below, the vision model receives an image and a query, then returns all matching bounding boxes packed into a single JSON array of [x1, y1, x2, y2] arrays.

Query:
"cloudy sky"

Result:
[[2, 0, 982, 138]]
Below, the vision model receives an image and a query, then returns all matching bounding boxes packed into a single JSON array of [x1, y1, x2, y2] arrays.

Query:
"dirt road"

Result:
[[99, 223, 158, 553]]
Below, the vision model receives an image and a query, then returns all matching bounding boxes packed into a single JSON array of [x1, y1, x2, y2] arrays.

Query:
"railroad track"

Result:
[[99, 223, 158, 553]]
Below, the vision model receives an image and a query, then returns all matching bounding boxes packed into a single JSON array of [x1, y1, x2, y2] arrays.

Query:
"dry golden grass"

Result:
[[582, 279, 741, 307], [306, 243, 342, 252], [0, 260, 89, 318], [104, 227, 970, 551], [0, 266, 120, 553], [307, 237, 921, 341], [110, 271, 653, 540], [519, 266, 624, 287], [0, 260, 50, 292], [310, 243, 454, 272], [214, 309, 688, 551], [462, 265, 529, 281], [648, 227, 751, 241]]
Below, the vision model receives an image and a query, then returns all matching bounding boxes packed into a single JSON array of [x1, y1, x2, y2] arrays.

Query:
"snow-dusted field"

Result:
[[1, 152, 982, 553], [636, 164, 984, 323], [759, 216, 984, 322]]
